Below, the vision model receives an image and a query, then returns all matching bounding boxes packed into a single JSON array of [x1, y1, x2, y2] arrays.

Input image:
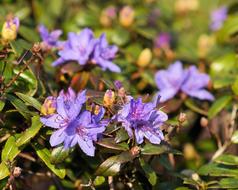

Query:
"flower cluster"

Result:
[[52, 28, 121, 73], [155, 61, 214, 102], [38, 24, 64, 50], [116, 95, 168, 145], [40, 88, 108, 156], [210, 6, 227, 31]]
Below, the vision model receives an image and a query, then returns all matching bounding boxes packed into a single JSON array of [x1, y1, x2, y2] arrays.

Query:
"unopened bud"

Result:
[[119, 6, 135, 27], [178, 112, 187, 123], [137, 48, 152, 68], [103, 90, 115, 107], [183, 143, 198, 160], [32, 43, 41, 54], [1, 16, 20, 41], [41, 96, 57, 115], [118, 87, 126, 98], [200, 117, 208, 128], [130, 146, 140, 157], [191, 173, 200, 181], [100, 6, 117, 27], [13, 167, 22, 177]]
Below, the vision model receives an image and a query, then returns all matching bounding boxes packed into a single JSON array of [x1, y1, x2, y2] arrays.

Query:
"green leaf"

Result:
[[139, 158, 157, 186], [218, 178, 238, 189], [50, 146, 70, 164], [18, 25, 40, 42], [215, 154, 238, 166], [208, 95, 232, 119], [16, 116, 42, 147], [184, 99, 208, 116], [217, 16, 238, 42], [198, 163, 238, 177], [141, 143, 182, 156], [111, 27, 130, 46], [231, 77, 238, 95], [93, 176, 105, 186], [0, 100, 5, 111], [0, 162, 10, 180], [231, 130, 238, 144], [1, 136, 21, 162], [115, 128, 129, 143], [15, 92, 41, 111], [95, 151, 137, 176], [97, 138, 129, 151], [10, 39, 32, 56], [6, 94, 32, 119], [33, 143, 66, 179]]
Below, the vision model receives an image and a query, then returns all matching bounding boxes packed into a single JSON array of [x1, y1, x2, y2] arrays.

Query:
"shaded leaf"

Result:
[[139, 158, 157, 186], [97, 138, 129, 151], [218, 178, 238, 189], [184, 99, 208, 116], [0, 100, 5, 111], [215, 154, 238, 166], [115, 128, 129, 143], [50, 146, 70, 164], [208, 95, 232, 119], [0, 162, 10, 180], [16, 116, 42, 147]]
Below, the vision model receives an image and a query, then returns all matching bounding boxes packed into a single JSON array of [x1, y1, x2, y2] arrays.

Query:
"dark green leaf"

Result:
[[16, 116, 42, 147], [0, 100, 5, 111], [141, 143, 182, 156], [97, 138, 129, 151], [184, 99, 208, 116], [218, 178, 238, 189], [208, 95, 232, 119], [139, 158, 157, 186], [95, 151, 136, 176], [19, 26, 40, 42], [115, 128, 129, 143]]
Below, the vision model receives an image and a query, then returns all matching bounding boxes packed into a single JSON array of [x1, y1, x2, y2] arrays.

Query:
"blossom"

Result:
[[92, 34, 120, 72], [40, 88, 107, 156], [38, 24, 63, 49], [155, 61, 214, 102], [119, 6, 135, 27], [52, 28, 95, 66], [210, 6, 227, 31], [116, 96, 168, 144], [1, 16, 20, 41], [154, 33, 171, 49], [52, 28, 121, 72]]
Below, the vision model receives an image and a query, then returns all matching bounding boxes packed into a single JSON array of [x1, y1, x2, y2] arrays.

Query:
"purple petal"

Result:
[[50, 128, 66, 147], [40, 114, 64, 128], [158, 89, 178, 102], [77, 136, 95, 156], [135, 129, 144, 144], [184, 89, 215, 101]]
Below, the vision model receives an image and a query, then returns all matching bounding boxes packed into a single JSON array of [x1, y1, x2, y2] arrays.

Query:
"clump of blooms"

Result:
[[116, 96, 168, 144], [40, 88, 108, 156], [155, 61, 214, 102], [38, 24, 63, 50], [1, 16, 20, 41], [210, 6, 227, 31], [52, 28, 121, 72]]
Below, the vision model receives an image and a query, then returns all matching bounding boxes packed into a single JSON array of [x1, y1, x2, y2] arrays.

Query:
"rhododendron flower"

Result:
[[92, 34, 120, 72], [1, 16, 20, 41], [38, 24, 63, 49], [40, 88, 108, 156], [155, 61, 214, 102], [52, 28, 120, 72], [116, 96, 168, 144], [210, 6, 227, 31]]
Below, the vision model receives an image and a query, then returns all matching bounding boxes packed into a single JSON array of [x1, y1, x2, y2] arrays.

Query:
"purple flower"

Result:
[[40, 88, 107, 156], [116, 96, 168, 144], [38, 24, 63, 49], [92, 34, 121, 72], [154, 33, 171, 49], [210, 6, 227, 31], [52, 28, 96, 66], [155, 61, 214, 102]]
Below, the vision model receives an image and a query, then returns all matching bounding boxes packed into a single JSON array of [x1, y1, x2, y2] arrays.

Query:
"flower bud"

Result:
[[137, 48, 152, 68], [175, 0, 199, 13], [13, 167, 22, 177], [119, 6, 135, 27], [94, 105, 101, 115], [114, 80, 123, 90], [178, 112, 187, 123], [200, 117, 208, 128], [1, 16, 20, 41], [100, 6, 117, 27], [41, 96, 57, 115], [118, 87, 126, 98], [183, 143, 198, 160], [103, 90, 115, 107]]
